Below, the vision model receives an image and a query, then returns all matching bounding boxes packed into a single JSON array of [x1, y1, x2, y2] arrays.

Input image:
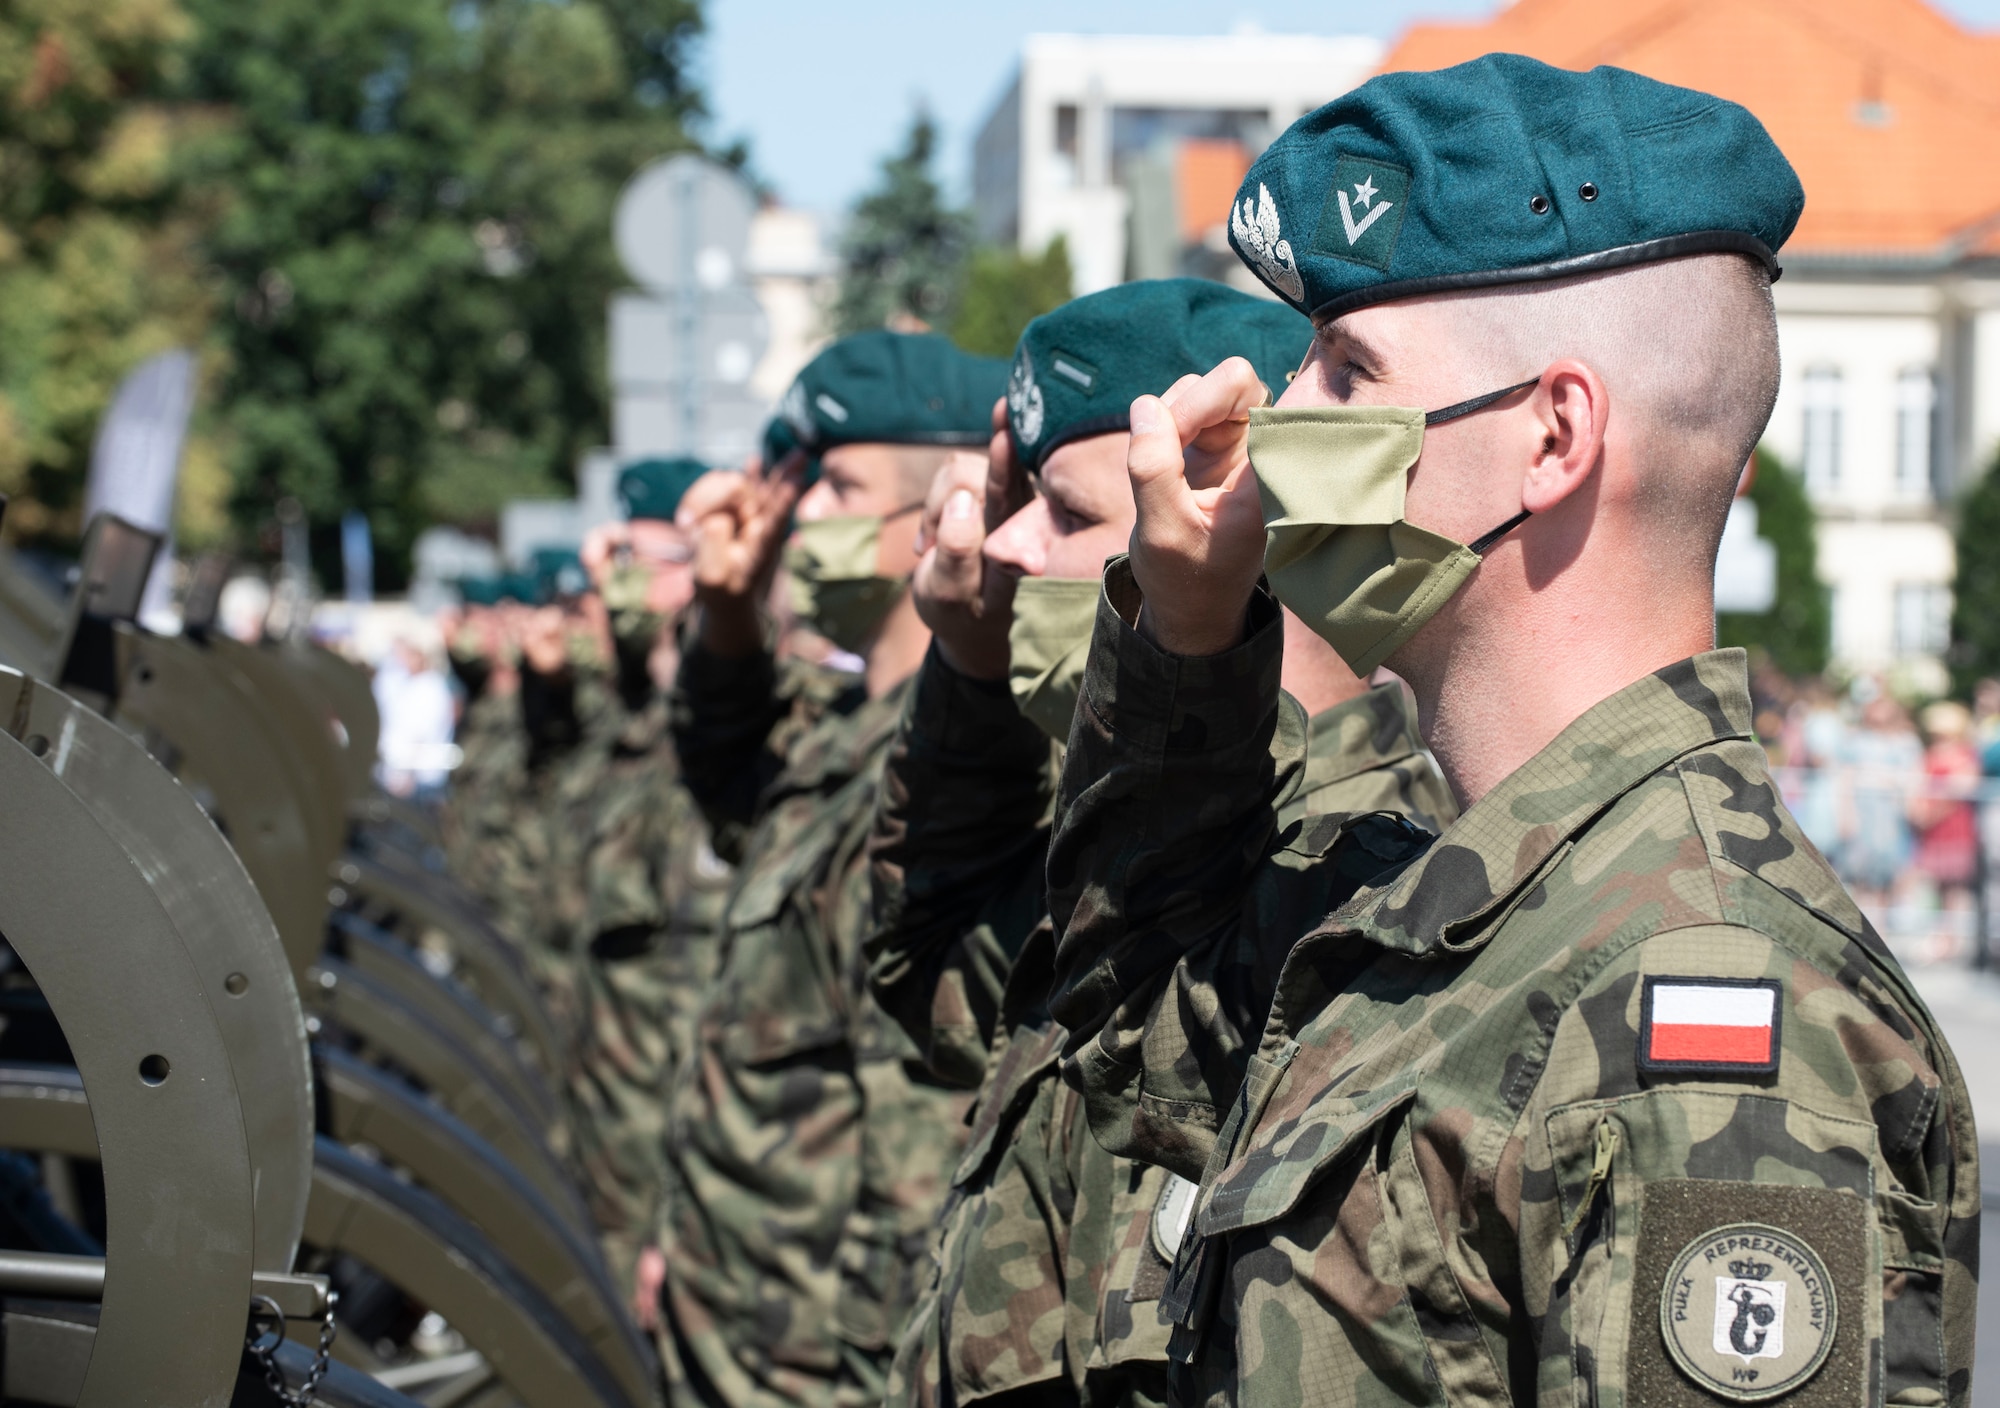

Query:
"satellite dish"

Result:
[[614, 154, 756, 293]]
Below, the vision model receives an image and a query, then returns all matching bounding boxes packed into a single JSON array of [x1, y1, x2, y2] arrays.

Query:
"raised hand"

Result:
[[679, 451, 808, 657], [912, 446, 1013, 680], [1124, 356, 1271, 656]]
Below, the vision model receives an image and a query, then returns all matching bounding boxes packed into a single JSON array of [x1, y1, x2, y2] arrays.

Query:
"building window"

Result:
[[1893, 583, 1952, 658], [1895, 366, 1936, 499], [1051, 104, 1079, 187], [1802, 366, 1842, 495]]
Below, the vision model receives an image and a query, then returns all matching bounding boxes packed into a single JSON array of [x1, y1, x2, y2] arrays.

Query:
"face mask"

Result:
[[1247, 379, 1538, 675], [1006, 574, 1102, 743], [784, 507, 917, 654]]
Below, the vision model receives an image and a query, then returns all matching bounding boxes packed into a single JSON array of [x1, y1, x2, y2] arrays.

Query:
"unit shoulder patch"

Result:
[[1639, 976, 1782, 1077], [1629, 1181, 1868, 1408], [1659, 1222, 1837, 1400]]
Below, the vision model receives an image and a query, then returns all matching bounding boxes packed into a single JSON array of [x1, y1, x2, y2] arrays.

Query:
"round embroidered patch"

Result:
[[1150, 1173, 1198, 1263], [1658, 1222, 1838, 1402]]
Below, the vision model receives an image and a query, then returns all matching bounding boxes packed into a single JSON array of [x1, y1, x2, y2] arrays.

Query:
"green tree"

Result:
[[173, 0, 705, 585], [0, 0, 216, 542], [1717, 446, 1829, 678], [833, 111, 971, 336], [1949, 445, 2000, 695], [949, 237, 1072, 359]]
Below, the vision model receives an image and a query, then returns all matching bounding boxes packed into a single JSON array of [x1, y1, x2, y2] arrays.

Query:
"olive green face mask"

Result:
[[1006, 574, 1103, 743], [1247, 378, 1538, 676], [784, 506, 919, 654]]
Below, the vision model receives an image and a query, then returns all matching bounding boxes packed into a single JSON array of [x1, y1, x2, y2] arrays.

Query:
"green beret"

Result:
[[762, 415, 821, 487], [1007, 278, 1310, 471], [530, 547, 587, 600], [456, 575, 506, 607], [1228, 54, 1804, 321], [779, 331, 1006, 453], [501, 570, 542, 604], [619, 457, 707, 522]]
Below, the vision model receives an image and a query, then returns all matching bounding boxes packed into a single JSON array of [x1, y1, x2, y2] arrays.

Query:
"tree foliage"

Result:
[[832, 111, 971, 336], [1949, 444, 2000, 696], [173, 0, 705, 585], [1718, 445, 1829, 679], [0, 0, 215, 541], [950, 238, 1072, 360]]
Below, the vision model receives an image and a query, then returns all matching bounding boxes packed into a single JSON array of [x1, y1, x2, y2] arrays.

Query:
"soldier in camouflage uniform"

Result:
[[868, 282, 1457, 1408], [654, 334, 1008, 1408], [1047, 59, 1978, 1408], [562, 463, 738, 1295]]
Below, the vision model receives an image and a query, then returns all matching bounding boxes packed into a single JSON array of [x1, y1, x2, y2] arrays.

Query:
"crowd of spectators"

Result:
[[1752, 664, 2000, 962]]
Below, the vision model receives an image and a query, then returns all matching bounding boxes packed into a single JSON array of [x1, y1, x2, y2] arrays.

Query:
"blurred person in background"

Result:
[[1975, 677, 2000, 768], [1916, 700, 1981, 960], [373, 634, 456, 802], [1789, 675, 1847, 865], [1841, 680, 1922, 923]]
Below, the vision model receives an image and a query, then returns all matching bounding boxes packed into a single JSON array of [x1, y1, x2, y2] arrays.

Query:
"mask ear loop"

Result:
[[1422, 377, 1543, 555], [1423, 378, 1541, 426]]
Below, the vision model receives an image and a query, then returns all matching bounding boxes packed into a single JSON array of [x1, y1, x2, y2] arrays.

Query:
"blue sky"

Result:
[[698, 0, 2000, 216]]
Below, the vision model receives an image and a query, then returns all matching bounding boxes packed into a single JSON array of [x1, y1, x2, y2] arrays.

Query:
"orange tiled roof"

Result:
[[1177, 139, 1252, 242], [1380, 0, 2000, 256]]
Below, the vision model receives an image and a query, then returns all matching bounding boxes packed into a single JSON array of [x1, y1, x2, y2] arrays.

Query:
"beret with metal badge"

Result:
[[779, 330, 1008, 453], [1228, 53, 1805, 321], [1007, 277, 1312, 471], [618, 456, 708, 522]]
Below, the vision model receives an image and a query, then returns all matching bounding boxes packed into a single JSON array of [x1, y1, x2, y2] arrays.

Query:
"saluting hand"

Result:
[[678, 450, 808, 657], [911, 399, 1027, 681], [1124, 357, 1270, 656]]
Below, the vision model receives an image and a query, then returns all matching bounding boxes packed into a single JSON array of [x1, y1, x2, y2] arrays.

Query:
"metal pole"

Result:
[[0, 1250, 104, 1299], [677, 166, 699, 458]]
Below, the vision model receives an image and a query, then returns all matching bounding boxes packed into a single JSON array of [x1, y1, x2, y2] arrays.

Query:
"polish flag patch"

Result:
[[1638, 977, 1782, 1076]]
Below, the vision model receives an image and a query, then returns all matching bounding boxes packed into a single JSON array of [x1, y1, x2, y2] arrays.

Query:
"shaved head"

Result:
[[1422, 252, 1779, 560]]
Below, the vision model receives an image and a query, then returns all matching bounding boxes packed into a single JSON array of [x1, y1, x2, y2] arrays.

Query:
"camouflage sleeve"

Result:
[[1047, 558, 1318, 1181], [866, 644, 1055, 1088], [669, 640, 787, 862], [1519, 925, 1979, 1408], [518, 661, 582, 768]]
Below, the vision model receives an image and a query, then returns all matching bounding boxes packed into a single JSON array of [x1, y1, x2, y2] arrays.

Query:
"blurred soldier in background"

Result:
[[562, 458, 737, 1303], [652, 331, 1006, 1408]]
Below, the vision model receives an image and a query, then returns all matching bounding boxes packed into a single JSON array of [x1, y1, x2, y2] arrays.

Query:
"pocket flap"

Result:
[[952, 1023, 1063, 1186], [1197, 1080, 1419, 1237]]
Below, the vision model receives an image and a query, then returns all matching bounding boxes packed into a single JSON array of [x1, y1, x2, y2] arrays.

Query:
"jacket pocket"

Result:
[[1173, 1081, 1448, 1406], [1878, 1185, 1947, 1404]]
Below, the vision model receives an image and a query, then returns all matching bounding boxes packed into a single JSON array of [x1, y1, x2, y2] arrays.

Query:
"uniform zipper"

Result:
[[1562, 1119, 1621, 1243]]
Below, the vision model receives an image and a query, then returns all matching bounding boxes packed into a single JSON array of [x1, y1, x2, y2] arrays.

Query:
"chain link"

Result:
[[245, 1290, 340, 1408]]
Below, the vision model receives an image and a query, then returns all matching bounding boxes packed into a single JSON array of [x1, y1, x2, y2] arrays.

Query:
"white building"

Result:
[[1763, 268, 2000, 685], [972, 33, 1382, 295]]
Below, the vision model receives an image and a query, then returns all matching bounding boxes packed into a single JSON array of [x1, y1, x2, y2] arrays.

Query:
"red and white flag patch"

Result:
[[1638, 977, 1781, 1075]]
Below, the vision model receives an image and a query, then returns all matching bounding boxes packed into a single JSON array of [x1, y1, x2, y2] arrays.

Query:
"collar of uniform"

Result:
[[1299, 683, 1424, 793], [1315, 650, 1754, 958]]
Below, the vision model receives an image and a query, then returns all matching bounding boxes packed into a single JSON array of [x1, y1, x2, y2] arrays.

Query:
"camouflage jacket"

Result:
[[564, 694, 736, 1279], [1048, 562, 1979, 1407], [658, 654, 972, 1408], [868, 646, 1058, 1089], [670, 636, 861, 865], [874, 646, 1456, 1408]]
